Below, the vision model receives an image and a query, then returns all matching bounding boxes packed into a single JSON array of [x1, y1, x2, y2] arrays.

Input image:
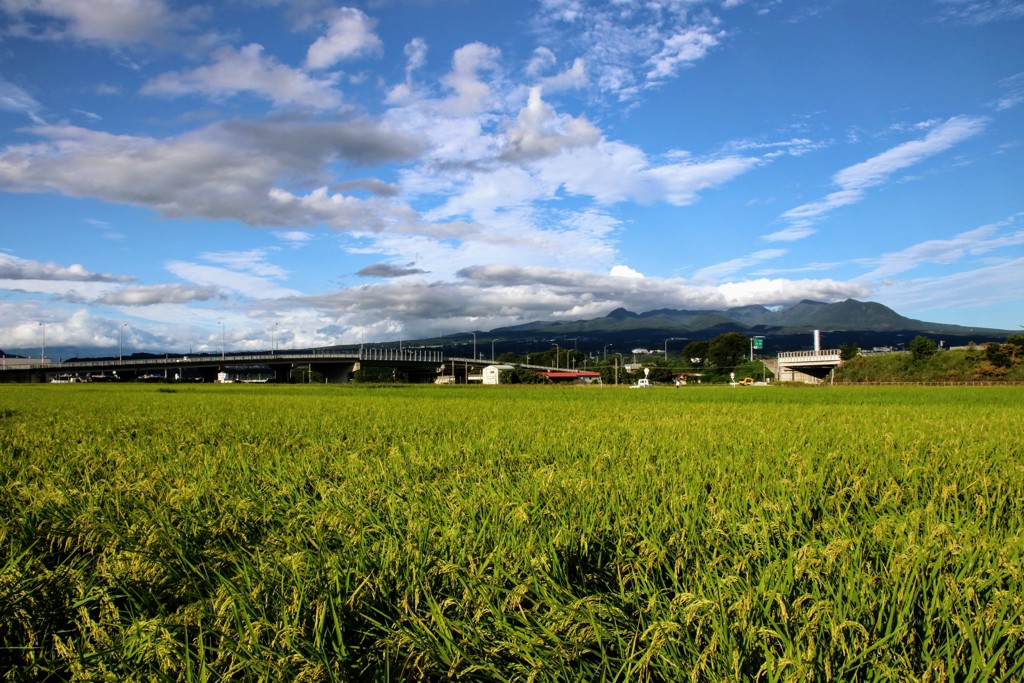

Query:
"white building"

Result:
[[482, 364, 515, 385]]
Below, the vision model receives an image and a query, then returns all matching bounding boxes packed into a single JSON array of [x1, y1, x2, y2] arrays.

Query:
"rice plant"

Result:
[[1, 384, 1022, 681]]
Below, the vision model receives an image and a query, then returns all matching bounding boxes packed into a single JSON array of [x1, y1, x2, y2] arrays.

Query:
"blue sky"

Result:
[[1, 0, 1022, 356]]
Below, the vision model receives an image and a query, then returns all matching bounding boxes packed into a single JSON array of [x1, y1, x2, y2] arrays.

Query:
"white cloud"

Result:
[[274, 230, 314, 245], [0, 0, 203, 46], [99, 283, 221, 306], [198, 249, 289, 279], [0, 253, 132, 282], [875, 256, 1024, 312], [501, 87, 599, 161], [533, 1, 725, 99], [526, 47, 557, 77], [610, 265, 644, 278], [994, 72, 1024, 111], [935, 0, 1024, 24], [538, 57, 588, 92], [691, 249, 788, 282], [305, 7, 383, 70], [779, 115, 988, 231], [441, 42, 502, 115], [0, 75, 44, 123], [857, 214, 1024, 280], [537, 142, 758, 206], [166, 260, 300, 300], [761, 226, 817, 242], [143, 43, 344, 109], [0, 119, 423, 227], [386, 37, 430, 104], [405, 37, 428, 73], [645, 26, 723, 82]]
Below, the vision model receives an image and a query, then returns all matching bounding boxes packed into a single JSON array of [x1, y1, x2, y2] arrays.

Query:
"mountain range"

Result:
[[445, 299, 1018, 356], [4, 300, 1017, 360]]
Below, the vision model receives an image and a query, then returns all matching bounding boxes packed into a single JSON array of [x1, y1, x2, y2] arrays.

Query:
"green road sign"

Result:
[[752, 337, 763, 349]]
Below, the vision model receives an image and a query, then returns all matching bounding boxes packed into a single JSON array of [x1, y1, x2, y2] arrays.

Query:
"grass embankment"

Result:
[[836, 340, 1024, 383], [1, 384, 1022, 681]]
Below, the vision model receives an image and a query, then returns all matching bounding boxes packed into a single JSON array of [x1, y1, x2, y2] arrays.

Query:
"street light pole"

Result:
[[604, 344, 611, 361], [471, 332, 476, 360], [39, 322, 45, 363], [119, 323, 127, 362], [271, 322, 278, 355], [491, 338, 497, 361], [552, 343, 559, 369], [219, 321, 225, 360]]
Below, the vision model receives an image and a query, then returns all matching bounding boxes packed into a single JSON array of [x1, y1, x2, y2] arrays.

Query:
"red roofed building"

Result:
[[539, 370, 602, 384]]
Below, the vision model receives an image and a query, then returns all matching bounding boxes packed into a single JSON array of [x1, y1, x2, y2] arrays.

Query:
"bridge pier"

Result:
[[309, 361, 357, 383]]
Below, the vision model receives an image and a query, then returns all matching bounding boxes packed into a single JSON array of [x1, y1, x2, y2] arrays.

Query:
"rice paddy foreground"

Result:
[[1, 383, 1022, 681]]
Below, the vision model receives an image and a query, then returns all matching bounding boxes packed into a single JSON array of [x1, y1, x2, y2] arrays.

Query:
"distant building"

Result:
[[539, 370, 602, 384], [482, 364, 515, 385]]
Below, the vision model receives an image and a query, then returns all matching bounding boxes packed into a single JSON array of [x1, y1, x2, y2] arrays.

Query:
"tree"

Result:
[[839, 343, 860, 361], [1002, 335, 1024, 361], [499, 367, 547, 384], [707, 332, 749, 372], [908, 335, 937, 361], [984, 342, 1011, 368], [682, 340, 710, 368]]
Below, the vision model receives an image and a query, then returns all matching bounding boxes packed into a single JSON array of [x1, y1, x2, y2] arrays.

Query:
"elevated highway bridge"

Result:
[[0, 348, 507, 384]]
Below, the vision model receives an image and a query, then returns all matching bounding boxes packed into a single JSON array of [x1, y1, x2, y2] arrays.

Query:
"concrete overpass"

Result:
[[774, 349, 842, 383]]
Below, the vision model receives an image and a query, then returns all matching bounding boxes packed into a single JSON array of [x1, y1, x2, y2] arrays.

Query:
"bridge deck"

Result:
[[777, 349, 841, 366]]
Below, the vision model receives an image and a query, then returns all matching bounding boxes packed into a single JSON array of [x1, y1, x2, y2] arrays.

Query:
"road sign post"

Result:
[[750, 336, 764, 361]]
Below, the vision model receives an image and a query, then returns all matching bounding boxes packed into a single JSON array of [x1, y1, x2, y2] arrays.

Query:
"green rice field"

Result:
[[1, 383, 1022, 681]]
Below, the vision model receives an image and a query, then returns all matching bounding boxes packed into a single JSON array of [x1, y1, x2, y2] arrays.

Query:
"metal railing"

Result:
[[778, 349, 841, 363]]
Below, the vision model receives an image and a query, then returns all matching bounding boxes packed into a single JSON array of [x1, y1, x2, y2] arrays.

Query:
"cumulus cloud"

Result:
[[305, 7, 383, 70], [143, 43, 344, 109], [99, 283, 221, 305], [526, 47, 558, 78], [0, 253, 133, 282], [525, 50, 589, 92], [0, 119, 424, 227], [779, 115, 988, 232], [0, 0, 205, 47], [442, 42, 502, 115], [501, 87, 599, 161], [610, 265, 644, 278]]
